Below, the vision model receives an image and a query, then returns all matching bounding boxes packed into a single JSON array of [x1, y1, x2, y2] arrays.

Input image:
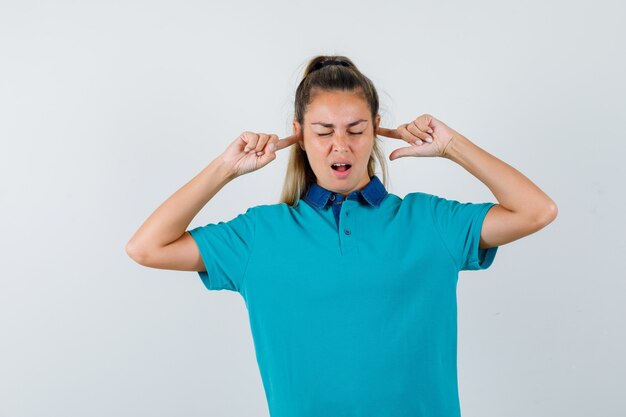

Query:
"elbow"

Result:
[[536, 201, 558, 228], [125, 239, 149, 266]]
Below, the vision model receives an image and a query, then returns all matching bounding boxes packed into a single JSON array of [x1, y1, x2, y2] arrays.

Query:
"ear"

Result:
[[374, 114, 381, 135], [293, 119, 305, 151]]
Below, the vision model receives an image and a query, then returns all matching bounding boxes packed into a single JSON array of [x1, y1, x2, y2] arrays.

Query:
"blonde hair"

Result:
[[279, 55, 389, 206]]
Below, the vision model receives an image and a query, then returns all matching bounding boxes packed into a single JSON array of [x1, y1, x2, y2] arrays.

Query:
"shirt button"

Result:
[[329, 194, 335, 201], [344, 229, 351, 235]]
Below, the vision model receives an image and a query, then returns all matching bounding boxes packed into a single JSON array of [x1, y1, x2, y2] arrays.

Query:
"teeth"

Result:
[[332, 163, 348, 166]]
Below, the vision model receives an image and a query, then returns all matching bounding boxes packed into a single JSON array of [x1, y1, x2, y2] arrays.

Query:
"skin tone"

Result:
[[292, 89, 380, 197], [127, 88, 558, 269], [229, 89, 558, 250]]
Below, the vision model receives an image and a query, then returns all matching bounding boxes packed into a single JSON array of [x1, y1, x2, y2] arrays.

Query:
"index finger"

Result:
[[274, 133, 301, 151], [376, 126, 403, 139]]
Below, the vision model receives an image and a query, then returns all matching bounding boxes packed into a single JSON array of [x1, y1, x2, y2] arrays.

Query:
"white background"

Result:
[[1, 0, 624, 416]]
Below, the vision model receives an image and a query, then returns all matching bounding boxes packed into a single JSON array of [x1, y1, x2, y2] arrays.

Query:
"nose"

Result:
[[331, 133, 349, 152]]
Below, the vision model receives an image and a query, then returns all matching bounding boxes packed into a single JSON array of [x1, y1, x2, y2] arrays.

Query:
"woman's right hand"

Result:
[[219, 131, 301, 178]]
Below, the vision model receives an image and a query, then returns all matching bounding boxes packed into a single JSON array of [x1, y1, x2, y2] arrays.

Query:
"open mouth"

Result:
[[331, 163, 352, 172]]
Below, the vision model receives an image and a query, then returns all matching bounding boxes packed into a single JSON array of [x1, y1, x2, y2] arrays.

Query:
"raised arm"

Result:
[[125, 131, 299, 271], [441, 132, 558, 249], [378, 113, 558, 250], [125, 158, 235, 271]]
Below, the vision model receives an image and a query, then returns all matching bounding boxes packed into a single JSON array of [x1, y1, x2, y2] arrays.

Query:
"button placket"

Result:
[[339, 200, 356, 252]]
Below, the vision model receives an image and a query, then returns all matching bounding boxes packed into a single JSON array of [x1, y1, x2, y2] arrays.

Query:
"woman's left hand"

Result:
[[377, 114, 457, 160]]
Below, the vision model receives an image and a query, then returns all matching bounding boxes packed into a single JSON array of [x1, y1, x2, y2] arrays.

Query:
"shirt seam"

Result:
[[463, 203, 496, 270], [428, 194, 461, 271], [238, 207, 257, 294]]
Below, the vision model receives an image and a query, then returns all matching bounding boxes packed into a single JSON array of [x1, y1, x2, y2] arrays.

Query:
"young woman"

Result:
[[126, 55, 557, 417]]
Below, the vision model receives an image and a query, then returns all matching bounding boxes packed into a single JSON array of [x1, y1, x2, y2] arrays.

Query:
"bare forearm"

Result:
[[442, 133, 557, 222], [126, 157, 236, 254]]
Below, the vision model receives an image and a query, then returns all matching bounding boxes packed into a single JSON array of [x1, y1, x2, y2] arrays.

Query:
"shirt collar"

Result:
[[303, 175, 388, 209]]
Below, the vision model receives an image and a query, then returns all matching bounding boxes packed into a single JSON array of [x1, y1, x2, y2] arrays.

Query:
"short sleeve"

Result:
[[428, 194, 498, 271], [187, 207, 256, 292]]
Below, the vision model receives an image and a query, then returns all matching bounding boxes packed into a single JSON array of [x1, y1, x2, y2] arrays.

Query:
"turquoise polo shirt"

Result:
[[188, 175, 499, 417]]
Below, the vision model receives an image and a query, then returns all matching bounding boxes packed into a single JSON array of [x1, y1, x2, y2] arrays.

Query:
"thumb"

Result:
[[389, 146, 416, 161]]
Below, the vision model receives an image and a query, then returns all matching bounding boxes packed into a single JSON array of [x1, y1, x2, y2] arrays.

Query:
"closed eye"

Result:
[[318, 131, 364, 137]]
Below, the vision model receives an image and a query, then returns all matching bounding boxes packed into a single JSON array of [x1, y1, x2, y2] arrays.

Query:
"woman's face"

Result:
[[294, 90, 380, 196]]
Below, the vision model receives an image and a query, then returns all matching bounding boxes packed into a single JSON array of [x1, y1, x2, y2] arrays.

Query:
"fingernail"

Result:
[[426, 137, 433, 143], [244, 147, 250, 152], [427, 129, 433, 133], [269, 143, 275, 151], [256, 151, 263, 156]]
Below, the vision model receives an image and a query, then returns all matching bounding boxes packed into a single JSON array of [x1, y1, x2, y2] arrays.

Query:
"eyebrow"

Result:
[[311, 119, 368, 128]]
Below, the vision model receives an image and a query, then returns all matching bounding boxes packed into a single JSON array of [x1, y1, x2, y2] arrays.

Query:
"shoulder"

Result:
[[400, 191, 469, 210], [246, 201, 300, 219], [250, 201, 295, 212], [401, 191, 436, 203], [390, 191, 471, 221], [394, 191, 437, 212]]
